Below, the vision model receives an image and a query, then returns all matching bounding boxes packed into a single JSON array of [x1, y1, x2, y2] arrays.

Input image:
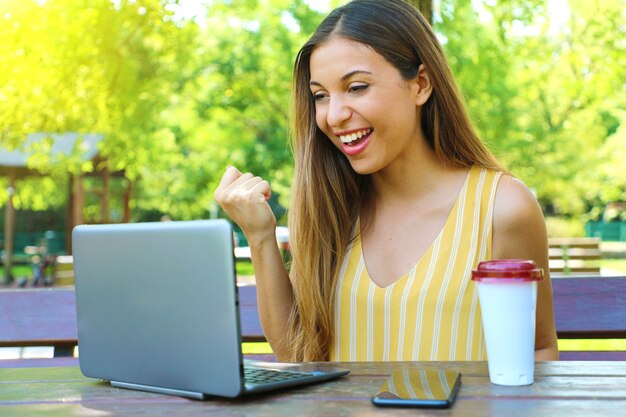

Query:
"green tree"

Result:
[[407, 0, 433, 23], [2, 0, 624, 226], [136, 0, 326, 219], [0, 0, 197, 204], [439, 0, 626, 217]]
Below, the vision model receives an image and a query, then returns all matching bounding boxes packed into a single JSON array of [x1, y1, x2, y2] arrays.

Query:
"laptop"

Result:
[[72, 219, 348, 399]]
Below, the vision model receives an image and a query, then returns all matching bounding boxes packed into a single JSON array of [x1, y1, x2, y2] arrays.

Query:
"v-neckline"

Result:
[[358, 166, 475, 289]]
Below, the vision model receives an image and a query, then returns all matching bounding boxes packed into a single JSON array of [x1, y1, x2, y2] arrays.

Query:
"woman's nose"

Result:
[[326, 96, 352, 128]]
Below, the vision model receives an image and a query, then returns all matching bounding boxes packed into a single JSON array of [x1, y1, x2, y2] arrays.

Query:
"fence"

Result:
[[0, 231, 66, 258], [586, 221, 626, 242]]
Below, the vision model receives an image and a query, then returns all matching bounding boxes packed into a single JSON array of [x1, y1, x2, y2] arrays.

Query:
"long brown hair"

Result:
[[286, 0, 506, 361]]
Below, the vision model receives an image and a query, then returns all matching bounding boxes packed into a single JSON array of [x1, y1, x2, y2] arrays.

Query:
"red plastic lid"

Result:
[[471, 259, 544, 282]]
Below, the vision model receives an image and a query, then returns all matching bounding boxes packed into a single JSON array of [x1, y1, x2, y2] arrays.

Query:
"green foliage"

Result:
[[440, 0, 626, 217], [136, 0, 323, 218], [1, 0, 624, 223], [1, 0, 195, 176], [544, 216, 585, 238]]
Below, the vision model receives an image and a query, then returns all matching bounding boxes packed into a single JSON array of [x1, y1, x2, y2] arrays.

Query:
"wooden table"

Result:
[[1, 361, 626, 416]]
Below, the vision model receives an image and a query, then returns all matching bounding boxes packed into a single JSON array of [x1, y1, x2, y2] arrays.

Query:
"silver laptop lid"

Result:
[[73, 219, 245, 397]]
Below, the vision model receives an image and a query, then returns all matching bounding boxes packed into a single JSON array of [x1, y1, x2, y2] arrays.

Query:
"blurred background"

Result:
[[0, 0, 625, 279]]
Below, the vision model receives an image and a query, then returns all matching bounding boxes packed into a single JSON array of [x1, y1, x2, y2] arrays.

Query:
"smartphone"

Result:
[[371, 369, 461, 408]]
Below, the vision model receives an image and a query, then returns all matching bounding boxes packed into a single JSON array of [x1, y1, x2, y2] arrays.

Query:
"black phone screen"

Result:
[[371, 369, 461, 408]]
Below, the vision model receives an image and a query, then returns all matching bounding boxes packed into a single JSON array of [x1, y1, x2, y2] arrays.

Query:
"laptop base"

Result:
[[111, 380, 206, 400]]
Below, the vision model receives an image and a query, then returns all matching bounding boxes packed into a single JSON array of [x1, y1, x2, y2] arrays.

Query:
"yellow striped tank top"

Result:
[[330, 166, 502, 361]]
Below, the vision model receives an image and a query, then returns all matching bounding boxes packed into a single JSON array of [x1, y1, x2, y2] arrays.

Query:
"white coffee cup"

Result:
[[472, 259, 543, 386]]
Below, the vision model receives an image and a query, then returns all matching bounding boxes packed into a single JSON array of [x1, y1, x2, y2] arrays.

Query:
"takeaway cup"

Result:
[[472, 259, 543, 386]]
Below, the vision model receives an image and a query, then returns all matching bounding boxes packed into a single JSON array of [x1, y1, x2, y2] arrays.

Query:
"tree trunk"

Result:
[[3, 173, 16, 285], [407, 0, 433, 24]]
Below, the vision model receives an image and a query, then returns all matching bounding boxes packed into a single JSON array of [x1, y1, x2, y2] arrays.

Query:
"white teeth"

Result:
[[339, 129, 371, 143]]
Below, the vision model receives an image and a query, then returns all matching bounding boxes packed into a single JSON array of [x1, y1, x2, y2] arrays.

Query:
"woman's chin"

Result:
[[347, 159, 379, 176]]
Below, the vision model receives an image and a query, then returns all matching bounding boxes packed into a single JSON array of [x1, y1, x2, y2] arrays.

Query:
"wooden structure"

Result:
[[552, 276, 626, 360], [2, 277, 626, 360], [65, 153, 132, 254], [238, 278, 626, 361], [0, 133, 131, 284], [0, 285, 264, 357], [548, 237, 602, 275], [2, 361, 626, 415], [0, 289, 78, 357]]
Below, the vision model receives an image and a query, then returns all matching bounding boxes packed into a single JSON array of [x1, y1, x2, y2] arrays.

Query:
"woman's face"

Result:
[[309, 37, 427, 175]]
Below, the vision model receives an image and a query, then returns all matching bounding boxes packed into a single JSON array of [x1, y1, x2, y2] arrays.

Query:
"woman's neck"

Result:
[[360, 147, 470, 229], [370, 146, 453, 202]]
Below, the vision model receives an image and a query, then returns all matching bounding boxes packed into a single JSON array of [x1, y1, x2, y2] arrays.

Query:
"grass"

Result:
[[558, 339, 626, 351], [588, 258, 626, 273], [545, 217, 586, 238], [242, 340, 626, 355], [0, 265, 34, 285], [242, 342, 273, 354], [236, 260, 255, 277], [0, 262, 258, 281], [6, 340, 618, 360], [0, 265, 32, 278]]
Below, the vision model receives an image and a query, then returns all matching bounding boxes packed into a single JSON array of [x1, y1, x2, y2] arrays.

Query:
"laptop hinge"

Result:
[[111, 381, 205, 400]]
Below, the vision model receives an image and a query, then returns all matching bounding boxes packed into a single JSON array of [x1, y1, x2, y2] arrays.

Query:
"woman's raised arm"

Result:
[[214, 166, 294, 360]]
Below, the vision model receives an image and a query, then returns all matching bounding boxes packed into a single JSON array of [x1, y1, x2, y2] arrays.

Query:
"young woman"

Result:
[[214, 0, 559, 362]]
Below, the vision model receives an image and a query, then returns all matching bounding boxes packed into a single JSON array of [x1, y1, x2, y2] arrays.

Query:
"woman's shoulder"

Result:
[[492, 174, 548, 258], [494, 175, 539, 221]]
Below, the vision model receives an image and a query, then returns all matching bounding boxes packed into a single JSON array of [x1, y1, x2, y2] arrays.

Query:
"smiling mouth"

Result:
[[338, 128, 373, 145]]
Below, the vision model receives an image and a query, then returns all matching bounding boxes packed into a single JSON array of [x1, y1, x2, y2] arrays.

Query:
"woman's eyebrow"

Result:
[[309, 70, 373, 87], [340, 69, 372, 81]]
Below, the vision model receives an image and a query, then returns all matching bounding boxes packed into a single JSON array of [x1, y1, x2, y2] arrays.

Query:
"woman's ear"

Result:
[[413, 64, 433, 106]]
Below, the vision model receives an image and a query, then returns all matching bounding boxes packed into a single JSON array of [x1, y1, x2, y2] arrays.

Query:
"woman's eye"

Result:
[[348, 84, 368, 93], [312, 92, 328, 101]]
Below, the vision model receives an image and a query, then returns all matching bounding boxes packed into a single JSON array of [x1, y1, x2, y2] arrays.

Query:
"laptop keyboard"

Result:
[[244, 367, 313, 385]]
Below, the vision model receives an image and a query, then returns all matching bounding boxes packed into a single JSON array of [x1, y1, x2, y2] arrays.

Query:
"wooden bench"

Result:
[[552, 276, 626, 360], [53, 255, 74, 286], [0, 287, 265, 358], [0, 289, 78, 357], [241, 278, 626, 361], [6, 278, 624, 361], [238, 284, 265, 341], [548, 237, 602, 275]]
